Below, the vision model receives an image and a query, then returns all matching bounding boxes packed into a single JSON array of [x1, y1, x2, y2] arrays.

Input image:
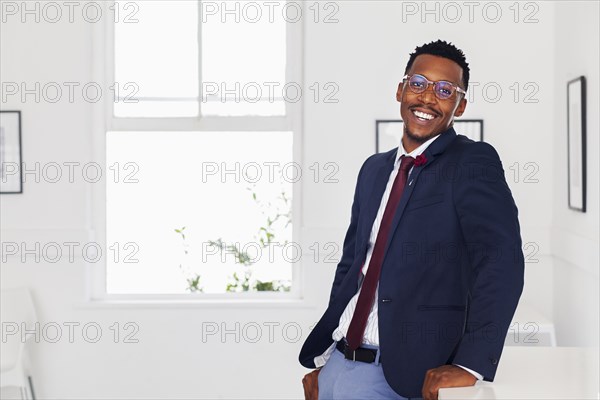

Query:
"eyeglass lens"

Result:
[[409, 75, 455, 99]]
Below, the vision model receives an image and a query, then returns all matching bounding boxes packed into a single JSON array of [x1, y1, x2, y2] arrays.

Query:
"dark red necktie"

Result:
[[346, 155, 415, 350]]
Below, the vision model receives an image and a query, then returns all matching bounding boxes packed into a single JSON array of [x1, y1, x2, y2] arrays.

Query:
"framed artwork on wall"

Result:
[[375, 119, 483, 153], [567, 76, 586, 212], [0, 110, 23, 194]]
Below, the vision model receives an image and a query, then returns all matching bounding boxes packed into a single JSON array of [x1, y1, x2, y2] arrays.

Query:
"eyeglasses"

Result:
[[402, 74, 466, 100]]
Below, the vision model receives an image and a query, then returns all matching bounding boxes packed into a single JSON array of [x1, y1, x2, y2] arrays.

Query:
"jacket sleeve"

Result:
[[327, 156, 370, 307], [451, 142, 525, 381]]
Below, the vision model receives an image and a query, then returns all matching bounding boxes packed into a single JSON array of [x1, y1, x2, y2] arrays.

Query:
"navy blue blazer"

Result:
[[299, 127, 525, 397]]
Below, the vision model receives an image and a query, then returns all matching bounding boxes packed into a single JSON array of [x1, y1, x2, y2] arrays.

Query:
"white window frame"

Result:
[[88, 1, 305, 305]]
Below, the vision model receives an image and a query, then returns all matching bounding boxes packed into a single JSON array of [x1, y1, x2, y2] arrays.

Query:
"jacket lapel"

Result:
[[382, 127, 458, 258], [358, 150, 395, 257]]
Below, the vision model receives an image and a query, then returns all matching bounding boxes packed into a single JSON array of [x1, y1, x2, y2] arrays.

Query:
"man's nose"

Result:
[[417, 84, 437, 104]]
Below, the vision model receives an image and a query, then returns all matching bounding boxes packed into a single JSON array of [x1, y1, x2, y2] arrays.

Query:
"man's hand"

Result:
[[421, 365, 477, 400], [302, 368, 321, 400]]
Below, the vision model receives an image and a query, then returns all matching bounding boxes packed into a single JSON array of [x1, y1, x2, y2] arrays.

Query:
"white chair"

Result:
[[1, 288, 38, 400]]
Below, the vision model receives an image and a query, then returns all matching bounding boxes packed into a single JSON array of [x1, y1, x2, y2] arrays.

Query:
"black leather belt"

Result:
[[336, 340, 379, 363]]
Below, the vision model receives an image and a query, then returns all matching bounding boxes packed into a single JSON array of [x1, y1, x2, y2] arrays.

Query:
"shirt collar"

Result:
[[396, 133, 442, 165]]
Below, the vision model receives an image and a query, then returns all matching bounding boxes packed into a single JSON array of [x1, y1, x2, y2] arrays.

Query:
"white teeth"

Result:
[[413, 110, 435, 120]]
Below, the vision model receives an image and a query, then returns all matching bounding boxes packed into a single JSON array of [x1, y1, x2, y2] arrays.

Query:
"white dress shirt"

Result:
[[313, 133, 483, 381]]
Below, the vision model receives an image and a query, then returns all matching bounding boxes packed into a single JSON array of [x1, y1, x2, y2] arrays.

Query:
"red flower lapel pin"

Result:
[[414, 154, 428, 167]]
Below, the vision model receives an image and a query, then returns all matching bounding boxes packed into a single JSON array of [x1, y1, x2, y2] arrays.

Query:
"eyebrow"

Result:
[[412, 72, 462, 87]]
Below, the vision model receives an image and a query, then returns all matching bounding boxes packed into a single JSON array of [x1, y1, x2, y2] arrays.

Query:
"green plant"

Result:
[[225, 271, 252, 292], [175, 182, 292, 293], [218, 185, 292, 292], [255, 280, 291, 292], [208, 238, 252, 266], [175, 226, 204, 293]]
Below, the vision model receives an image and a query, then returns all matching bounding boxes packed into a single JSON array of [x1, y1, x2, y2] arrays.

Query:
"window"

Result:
[[113, 0, 288, 118], [114, 1, 199, 117], [98, 1, 301, 297]]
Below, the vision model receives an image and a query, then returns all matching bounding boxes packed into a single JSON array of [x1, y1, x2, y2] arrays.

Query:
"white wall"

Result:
[[551, 1, 600, 347], [0, 1, 597, 399]]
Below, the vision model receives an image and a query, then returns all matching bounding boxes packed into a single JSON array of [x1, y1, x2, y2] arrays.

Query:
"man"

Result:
[[299, 40, 525, 400]]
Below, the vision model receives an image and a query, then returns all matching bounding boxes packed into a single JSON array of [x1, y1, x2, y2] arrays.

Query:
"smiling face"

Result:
[[396, 54, 467, 152]]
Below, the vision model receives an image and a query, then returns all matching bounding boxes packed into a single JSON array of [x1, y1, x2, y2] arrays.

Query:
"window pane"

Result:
[[106, 131, 293, 294], [201, 1, 287, 116], [114, 1, 198, 117]]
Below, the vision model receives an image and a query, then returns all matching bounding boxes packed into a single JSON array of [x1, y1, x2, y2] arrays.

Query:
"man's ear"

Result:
[[396, 82, 403, 102], [454, 97, 467, 117]]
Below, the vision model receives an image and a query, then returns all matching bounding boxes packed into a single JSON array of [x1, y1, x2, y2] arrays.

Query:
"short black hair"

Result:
[[404, 40, 470, 91]]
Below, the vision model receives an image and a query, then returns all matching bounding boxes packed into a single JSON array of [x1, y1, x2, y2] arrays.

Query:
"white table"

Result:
[[439, 347, 599, 399]]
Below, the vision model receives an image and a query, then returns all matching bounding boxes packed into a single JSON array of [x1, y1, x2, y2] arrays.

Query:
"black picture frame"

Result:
[[375, 119, 483, 153], [567, 76, 586, 212], [0, 110, 23, 194]]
